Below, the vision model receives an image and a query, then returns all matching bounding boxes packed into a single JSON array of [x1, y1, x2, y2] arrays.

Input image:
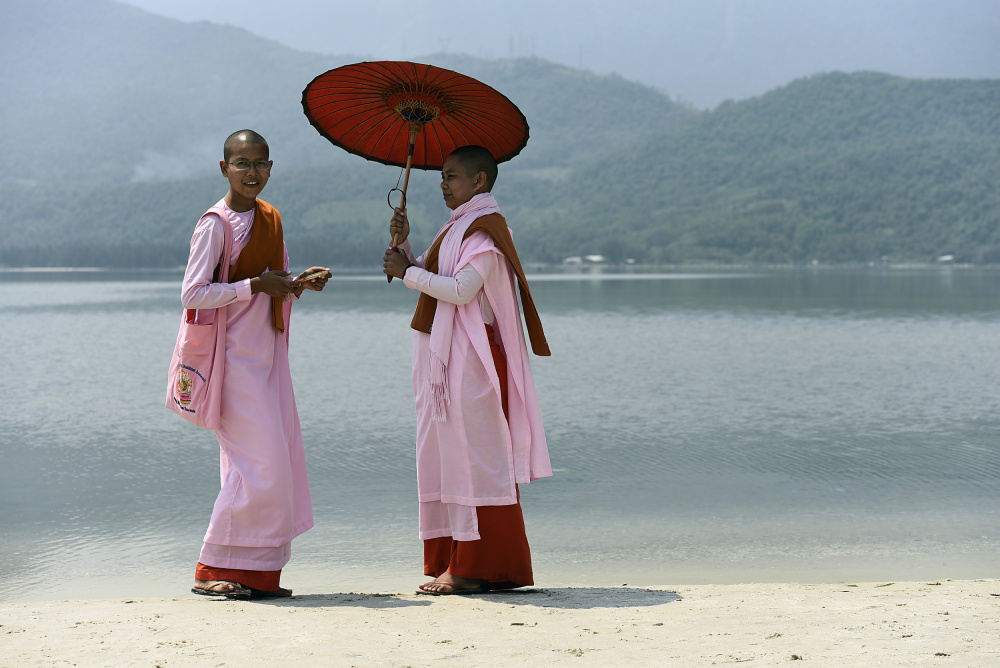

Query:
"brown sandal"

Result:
[[191, 580, 252, 600]]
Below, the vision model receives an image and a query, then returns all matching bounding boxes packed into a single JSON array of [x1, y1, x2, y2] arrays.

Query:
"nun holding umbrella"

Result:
[[303, 61, 553, 594]]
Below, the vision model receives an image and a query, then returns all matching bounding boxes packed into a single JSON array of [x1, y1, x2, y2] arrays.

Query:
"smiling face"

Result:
[[220, 141, 271, 212], [440, 153, 487, 210]]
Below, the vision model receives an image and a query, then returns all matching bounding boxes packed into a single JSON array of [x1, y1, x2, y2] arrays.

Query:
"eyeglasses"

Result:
[[226, 160, 272, 171]]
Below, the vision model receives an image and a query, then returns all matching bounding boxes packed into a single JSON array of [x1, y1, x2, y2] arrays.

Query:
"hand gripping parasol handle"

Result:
[[388, 122, 421, 283]]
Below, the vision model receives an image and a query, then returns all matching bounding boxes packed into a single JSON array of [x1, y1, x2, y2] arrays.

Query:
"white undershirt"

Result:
[[400, 240, 499, 325]]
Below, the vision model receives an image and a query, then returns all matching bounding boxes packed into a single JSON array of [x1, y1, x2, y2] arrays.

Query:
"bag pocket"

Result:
[[178, 321, 214, 354]]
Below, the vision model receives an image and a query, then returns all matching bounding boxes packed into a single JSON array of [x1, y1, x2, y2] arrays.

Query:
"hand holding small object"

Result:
[[252, 270, 299, 297], [294, 267, 331, 292]]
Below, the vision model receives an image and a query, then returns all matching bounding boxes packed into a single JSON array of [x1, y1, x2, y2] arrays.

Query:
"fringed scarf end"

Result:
[[429, 354, 451, 422]]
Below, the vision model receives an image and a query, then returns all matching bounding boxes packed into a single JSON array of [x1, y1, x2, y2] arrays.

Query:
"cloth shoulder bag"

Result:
[[165, 206, 234, 430]]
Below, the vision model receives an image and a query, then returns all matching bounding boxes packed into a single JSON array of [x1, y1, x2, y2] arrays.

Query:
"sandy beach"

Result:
[[2, 579, 997, 666]]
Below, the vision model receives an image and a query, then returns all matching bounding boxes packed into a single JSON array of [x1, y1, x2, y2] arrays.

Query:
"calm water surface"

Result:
[[0, 268, 997, 600]]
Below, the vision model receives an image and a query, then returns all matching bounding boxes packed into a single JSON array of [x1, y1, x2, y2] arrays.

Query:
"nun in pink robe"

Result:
[[395, 192, 552, 589], [180, 199, 314, 592]]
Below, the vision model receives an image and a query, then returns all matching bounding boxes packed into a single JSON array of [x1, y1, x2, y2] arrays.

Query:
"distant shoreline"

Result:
[[0, 262, 989, 275]]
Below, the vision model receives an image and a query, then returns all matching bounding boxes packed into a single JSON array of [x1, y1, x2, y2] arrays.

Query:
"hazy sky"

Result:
[[119, 0, 1000, 107]]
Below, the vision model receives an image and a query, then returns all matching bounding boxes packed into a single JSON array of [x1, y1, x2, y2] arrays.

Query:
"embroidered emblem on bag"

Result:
[[176, 366, 193, 406]]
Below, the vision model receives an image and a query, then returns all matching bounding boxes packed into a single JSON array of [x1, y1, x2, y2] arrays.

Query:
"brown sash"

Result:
[[230, 199, 286, 333], [410, 212, 550, 356]]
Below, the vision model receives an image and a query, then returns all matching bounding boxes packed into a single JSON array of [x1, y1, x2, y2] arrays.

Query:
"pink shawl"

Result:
[[416, 193, 551, 500], [427, 193, 500, 421]]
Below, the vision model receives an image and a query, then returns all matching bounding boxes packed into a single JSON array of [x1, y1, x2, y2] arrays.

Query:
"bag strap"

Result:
[[214, 204, 235, 283], [186, 205, 235, 324]]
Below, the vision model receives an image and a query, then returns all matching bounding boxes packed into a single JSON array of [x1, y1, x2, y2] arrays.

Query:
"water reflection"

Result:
[[1, 268, 998, 601]]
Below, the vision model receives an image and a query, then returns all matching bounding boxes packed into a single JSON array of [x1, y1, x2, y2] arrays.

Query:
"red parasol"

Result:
[[301, 61, 529, 278]]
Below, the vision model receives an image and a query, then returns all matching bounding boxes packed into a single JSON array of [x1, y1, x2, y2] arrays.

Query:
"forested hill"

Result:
[[0, 1, 997, 267], [1, 0, 689, 187], [0, 0, 692, 268], [517, 72, 1000, 265]]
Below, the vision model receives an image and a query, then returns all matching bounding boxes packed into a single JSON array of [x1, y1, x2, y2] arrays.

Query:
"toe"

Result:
[[427, 583, 454, 594]]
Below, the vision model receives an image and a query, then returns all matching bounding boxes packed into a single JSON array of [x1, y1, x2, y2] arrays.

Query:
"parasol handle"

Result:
[[388, 123, 421, 283]]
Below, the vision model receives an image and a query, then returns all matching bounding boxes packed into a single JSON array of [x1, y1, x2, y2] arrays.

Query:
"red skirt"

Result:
[[195, 563, 281, 591], [422, 324, 533, 589]]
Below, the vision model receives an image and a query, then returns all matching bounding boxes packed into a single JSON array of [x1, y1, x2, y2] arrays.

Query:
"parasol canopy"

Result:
[[302, 61, 529, 280], [301, 60, 529, 171]]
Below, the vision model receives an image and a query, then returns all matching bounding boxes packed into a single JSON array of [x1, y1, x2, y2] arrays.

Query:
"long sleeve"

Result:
[[403, 262, 483, 305], [403, 248, 500, 323], [181, 214, 252, 310]]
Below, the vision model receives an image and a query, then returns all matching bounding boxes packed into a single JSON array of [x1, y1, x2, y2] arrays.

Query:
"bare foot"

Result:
[[417, 572, 488, 595], [192, 579, 251, 598]]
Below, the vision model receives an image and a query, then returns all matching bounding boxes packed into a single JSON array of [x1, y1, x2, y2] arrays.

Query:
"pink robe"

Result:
[[402, 194, 551, 541], [181, 199, 313, 571]]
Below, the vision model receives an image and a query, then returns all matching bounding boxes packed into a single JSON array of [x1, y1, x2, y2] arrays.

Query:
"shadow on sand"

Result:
[[481, 587, 681, 609], [271, 587, 680, 610], [266, 592, 433, 609]]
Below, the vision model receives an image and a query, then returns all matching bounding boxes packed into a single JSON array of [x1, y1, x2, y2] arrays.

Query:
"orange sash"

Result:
[[410, 212, 549, 356], [230, 199, 286, 333]]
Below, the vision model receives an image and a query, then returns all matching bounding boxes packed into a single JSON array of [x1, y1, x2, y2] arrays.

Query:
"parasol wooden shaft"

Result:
[[394, 155, 413, 245], [388, 123, 421, 282]]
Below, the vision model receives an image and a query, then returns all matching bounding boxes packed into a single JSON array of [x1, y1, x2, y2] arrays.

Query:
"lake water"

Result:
[[1, 268, 997, 601]]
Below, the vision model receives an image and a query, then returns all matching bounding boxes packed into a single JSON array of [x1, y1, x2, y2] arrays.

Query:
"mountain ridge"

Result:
[[1, 1, 997, 267]]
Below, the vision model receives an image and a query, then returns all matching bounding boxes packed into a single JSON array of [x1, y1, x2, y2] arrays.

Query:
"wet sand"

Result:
[[2, 579, 997, 666]]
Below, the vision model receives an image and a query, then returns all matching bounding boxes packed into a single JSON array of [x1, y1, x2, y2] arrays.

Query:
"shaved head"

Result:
[[224, 129, 268, 161], [448, 145, 498, 191]]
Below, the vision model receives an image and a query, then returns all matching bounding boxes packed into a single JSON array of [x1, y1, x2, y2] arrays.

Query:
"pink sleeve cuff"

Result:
[[235, 278, 253, 302], [402, 265, 420, 287]]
